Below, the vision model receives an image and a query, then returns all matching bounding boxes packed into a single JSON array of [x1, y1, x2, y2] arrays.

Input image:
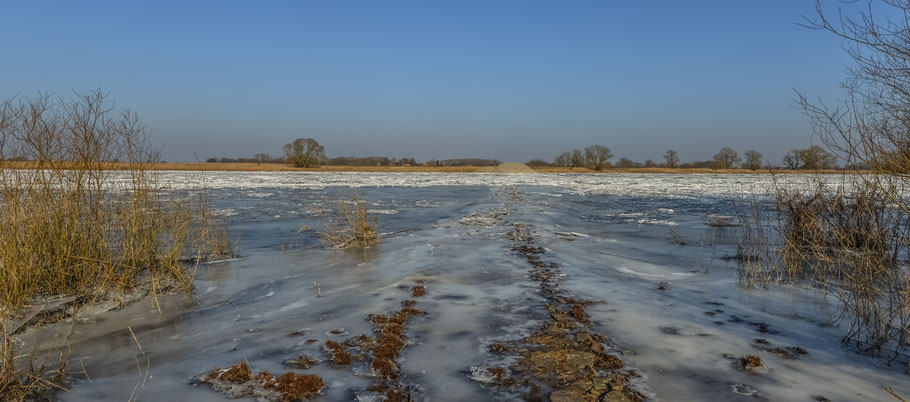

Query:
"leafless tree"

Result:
[[783, 149, 802, 169], [616, 157, 639, 168], [583, 145, 613, 171], [713, 147, 740, 169], [254, 153, 270, 165], [663, 149, 679, 167], [743, 149, 763, 170], [554, 151, 572, 167], [283, 138, 325, 168], [570, 149, 585, 168], [799, 145, 838, 170]]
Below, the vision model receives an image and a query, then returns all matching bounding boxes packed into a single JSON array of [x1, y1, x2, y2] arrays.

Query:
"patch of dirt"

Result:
[[411, 286, 427, 297], [478, 162, 536, 173]]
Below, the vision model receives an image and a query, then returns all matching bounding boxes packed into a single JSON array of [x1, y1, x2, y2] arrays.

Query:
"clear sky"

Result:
[[1, 1, 856, 164]]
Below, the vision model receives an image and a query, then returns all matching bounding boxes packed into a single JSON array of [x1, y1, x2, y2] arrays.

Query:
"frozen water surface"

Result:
[[31, 172, 907, 401]]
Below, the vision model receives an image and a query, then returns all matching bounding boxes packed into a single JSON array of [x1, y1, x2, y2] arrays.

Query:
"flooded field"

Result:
[[35, 172, 909, 401]]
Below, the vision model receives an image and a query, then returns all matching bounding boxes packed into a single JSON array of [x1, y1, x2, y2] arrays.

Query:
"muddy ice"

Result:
[[28, 173, 908, 401]]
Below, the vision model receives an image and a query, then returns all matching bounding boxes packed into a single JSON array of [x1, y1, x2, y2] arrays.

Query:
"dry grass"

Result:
[[531, 166, 846, 174], [737, 177, 910, 360], [320, 192, 379, 249], [149, 162, 485, 172], [0, 91, 232, 397], [0, 332, 69, 401], [0, 91, 231, 313]]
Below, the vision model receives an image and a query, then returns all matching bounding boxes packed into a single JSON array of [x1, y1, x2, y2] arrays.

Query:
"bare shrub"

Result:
[[777, 182, 909, 358], [0, 90, 231, 313], [733, 0, 910, 362], [734, 195, 779, 288], [738, 178, 910, 360], [320, 192, 379, 249]]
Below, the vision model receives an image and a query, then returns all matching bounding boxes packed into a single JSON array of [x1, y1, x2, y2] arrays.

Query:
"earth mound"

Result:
[[480, 163, 535, 173]]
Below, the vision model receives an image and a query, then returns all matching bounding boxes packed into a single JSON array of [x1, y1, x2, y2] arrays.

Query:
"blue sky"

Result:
[[1, 1, 855, 164]]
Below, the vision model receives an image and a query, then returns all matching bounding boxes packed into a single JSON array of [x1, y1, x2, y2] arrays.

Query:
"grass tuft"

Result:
[[320, 192, 379, 249]]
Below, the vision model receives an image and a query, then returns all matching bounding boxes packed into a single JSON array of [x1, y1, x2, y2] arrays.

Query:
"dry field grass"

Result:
[[2, 161, 849, 174], [105, 163, 849, 174], [532, 166, 845, 174]]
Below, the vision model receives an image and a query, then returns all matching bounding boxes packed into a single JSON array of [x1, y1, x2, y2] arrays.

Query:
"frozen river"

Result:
[[39, 172, 907, 401]]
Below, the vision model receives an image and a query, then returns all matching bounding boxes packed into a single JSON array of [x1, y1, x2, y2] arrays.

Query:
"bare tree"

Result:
[[254, 153, 270, 165], [583, 145, 613, 171], [570, 149, 585, 168], [783, 149, 802, 169], [283, 138, 325, 168], [554, 151, 572, 167], [616, 157, 639, 168], [713, 147, 740, 169], [663, 149, 679, 168], [799, 145, 838, 170], [743, 150, 763, 170]]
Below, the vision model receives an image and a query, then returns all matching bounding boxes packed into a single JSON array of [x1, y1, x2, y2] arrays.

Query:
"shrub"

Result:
[[320, 192, 379, 249], [0, 90, 231, 313], [738, 178, 910, 360]]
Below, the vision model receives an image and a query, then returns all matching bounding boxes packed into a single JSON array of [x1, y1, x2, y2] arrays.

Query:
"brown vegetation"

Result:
[[0, 333, 68, 401], [320, 193, 380, 249], [738, 180, 910, 359], [324, 340, 353, 365], [493, 222, 641, 402], [0, 91, 231, 400], [531, 166, 843, 174], [0, 91, 231, 313], [410, 286, 427, 298], [274, 372, 324, 401], [737, 355, 764, 370], [204, 361, 324, 401]]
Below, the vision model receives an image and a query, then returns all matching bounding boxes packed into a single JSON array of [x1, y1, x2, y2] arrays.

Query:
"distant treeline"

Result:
[[202, 138, 862, 171], [205, 138, 503, 167], [532, 144, 858, 171]]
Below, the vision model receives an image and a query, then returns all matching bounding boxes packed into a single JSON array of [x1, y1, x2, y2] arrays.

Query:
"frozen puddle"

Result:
[[21, 173, 907, 401]]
